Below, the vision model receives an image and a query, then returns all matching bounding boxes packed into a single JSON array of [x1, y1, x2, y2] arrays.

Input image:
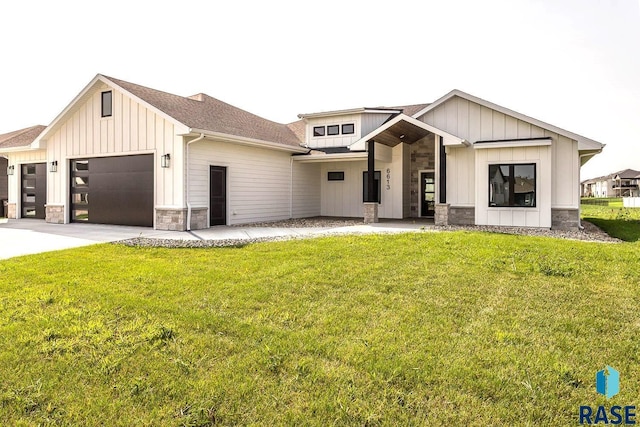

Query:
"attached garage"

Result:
[[70, 154, 153, 226]]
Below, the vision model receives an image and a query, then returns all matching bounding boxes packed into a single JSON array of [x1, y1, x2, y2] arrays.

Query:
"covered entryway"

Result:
[[21, 163, 47, 219], [209, 166, 227, 226], [70, 154, 153, 226]]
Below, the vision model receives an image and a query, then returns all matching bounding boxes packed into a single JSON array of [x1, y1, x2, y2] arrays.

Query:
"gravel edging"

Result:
[[113, 219, 619, 248]]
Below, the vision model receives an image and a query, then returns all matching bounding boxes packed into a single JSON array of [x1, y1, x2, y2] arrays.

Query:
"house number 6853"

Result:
[[386, 168, 391, 190]]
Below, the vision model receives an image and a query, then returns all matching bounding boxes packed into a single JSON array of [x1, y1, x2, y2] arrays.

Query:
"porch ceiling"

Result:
[[373, 120, 432, 147]]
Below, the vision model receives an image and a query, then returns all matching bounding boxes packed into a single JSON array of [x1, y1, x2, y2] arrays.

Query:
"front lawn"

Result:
[[1, 232, 639, 425], [582, 203, 640, 241]]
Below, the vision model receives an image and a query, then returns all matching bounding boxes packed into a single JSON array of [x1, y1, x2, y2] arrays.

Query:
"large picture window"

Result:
[[489, 163, 536, 207], [363, 171, 381, 203]]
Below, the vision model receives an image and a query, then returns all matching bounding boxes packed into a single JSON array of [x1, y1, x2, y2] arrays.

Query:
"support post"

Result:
[[364, 140, 379, 223], [439, 136, 446, 204]]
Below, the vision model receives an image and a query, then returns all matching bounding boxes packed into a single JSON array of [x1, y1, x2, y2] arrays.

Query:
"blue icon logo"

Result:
[[596, 366, 620, 399]]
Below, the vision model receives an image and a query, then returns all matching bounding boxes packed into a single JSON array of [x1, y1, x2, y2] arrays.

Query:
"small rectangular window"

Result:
[[313, 126, 325, 137], [342, 123, 355, 135], [489, 163, 536, 207], [328, 171, 344, 181], [101, 91, 113, 117], [363, 171, 381, 203], [327, 125, 339, 136]]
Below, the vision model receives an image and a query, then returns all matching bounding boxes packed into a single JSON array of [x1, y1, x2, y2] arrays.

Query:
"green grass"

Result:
[[581, 197, 623, 207], [1, 231, 639, 426], [582, 203, 640, 241]]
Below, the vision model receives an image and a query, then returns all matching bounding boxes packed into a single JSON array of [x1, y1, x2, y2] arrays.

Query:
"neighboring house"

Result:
[[581, 169, 640, 198], [0, 125, 47, 218], [0, 74, 604, 230]]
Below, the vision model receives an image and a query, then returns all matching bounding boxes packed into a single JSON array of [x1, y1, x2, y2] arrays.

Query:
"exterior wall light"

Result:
[[161, 153, 171, 168], [7, 165, 14, 175], [50, 161, 58, 173]]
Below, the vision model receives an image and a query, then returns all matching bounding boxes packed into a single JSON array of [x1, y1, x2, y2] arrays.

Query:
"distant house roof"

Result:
[[103, 76, 303, 148], [0, 125, 46, 150], [613, 168, 640, 179]]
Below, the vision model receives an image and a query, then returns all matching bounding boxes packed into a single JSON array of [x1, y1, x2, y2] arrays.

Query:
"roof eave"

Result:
[[297, 107, 402, 119], [413, 89, 605, 149], [185, 129, 308, 153]]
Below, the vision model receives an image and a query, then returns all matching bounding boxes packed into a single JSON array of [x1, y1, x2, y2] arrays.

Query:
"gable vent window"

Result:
[[327, 171, 345, 181], [101, 91, 113, 118], [313, 126, 325, 137], [327, 125, 339, 136]]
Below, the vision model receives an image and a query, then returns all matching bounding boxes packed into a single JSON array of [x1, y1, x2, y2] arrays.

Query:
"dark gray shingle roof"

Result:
[[104, 76, 304, 148]]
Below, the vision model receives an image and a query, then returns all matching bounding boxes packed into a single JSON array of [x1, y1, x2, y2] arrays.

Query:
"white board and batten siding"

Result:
[[189, 139, 295, 225], [305, 114, 361, 149], [475, 146, 552, 227], [43, 83, 187, 215], [417, 95, 580, 226], [319, 144, 405, 219]]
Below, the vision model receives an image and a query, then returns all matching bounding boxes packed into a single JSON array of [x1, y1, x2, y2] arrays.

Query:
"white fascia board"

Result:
[[32, 74, 189, 149], [188, 129, 309, 153], [0, 145, 43, 154], [349, 114, 467, 151], [292, 152, 368, 163], [413, 89, 605, 150], [297, 108, 401, 119], [473, 138, 552, 149]]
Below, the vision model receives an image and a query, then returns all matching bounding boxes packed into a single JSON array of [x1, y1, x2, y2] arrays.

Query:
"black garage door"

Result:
[[70, 155, 153, 226], [22, 163, 47, 219]]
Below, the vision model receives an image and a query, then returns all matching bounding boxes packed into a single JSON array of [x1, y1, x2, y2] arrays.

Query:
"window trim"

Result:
[[327, 124, 340, 136], [101, 91, 113, 118], [341, 123, 355, 135], [362, 171, 381, 204], [327, 171, 345, 181], [313, 126, 325, 137], [488, 163, 536, 208]]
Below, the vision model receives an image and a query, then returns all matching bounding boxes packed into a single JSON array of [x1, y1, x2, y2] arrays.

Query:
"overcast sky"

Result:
[[1, 0, 638, 179]]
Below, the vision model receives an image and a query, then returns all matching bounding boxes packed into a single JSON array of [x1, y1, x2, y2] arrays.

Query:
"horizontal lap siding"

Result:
[[6, 151, 47, 204], [292, 162, 320, 218], [189, 140, 292, 225]]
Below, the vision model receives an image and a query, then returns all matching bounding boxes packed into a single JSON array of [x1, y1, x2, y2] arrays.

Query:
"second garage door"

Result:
[[70, 154, 153, 227]]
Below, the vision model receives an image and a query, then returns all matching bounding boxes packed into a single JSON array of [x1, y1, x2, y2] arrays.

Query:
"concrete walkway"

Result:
[[0, 219, 430, 260]]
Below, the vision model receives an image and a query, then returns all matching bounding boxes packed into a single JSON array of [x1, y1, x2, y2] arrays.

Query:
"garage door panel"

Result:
[[70, 155, 153, 227]]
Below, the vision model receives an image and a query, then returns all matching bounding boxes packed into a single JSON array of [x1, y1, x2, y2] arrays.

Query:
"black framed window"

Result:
[[101, 91, 113, 117], [342, 123, 355, 135], [489, 163, 536, 207], [313, 126, 325, 137], [327, 125, 339, 136], [327, 171, 344, 181], [363, 171, 381, 203]]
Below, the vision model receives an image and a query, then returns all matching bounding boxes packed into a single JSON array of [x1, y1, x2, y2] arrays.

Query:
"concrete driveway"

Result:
[[0, 220, 179, 260], [0, 219, 429, 260]]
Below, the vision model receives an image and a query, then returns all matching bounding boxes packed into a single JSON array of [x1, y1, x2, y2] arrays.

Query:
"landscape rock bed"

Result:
[[114, 218, 619, 248]]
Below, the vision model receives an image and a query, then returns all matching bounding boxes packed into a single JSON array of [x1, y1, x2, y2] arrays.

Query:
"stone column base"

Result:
[[435, 204, 449, 225], [7, 203, 16, 219], [363, 202, 379, 224], [45, 205, 65, 224], [156, 207, 209, 231], [551, 208, 579, 230]]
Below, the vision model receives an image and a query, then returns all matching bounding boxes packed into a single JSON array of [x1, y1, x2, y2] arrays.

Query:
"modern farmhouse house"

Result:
[[0, 74, 604, 230]]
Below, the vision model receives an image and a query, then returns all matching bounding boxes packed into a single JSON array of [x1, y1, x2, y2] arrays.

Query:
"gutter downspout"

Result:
[[186, 133, 205, 231]]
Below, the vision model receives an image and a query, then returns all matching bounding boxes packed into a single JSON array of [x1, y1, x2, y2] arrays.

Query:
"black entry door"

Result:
[[420, 171, 435, 217], [210, 166, 227, 226], [22, 163, 47, 219]]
